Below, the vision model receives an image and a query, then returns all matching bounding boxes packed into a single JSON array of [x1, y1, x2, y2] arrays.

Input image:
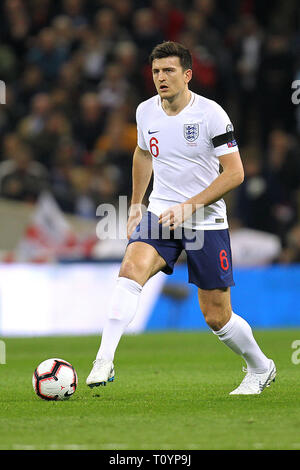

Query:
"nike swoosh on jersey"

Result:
[[148, 130, 159, 134]]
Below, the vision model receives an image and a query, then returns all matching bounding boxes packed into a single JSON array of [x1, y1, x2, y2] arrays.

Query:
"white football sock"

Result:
[[212, 312, 271, 373], [96, 277, 142, 361]]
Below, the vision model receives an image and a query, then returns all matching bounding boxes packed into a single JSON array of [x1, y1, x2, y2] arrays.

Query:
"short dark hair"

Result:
[[149, 41, 192, 70]]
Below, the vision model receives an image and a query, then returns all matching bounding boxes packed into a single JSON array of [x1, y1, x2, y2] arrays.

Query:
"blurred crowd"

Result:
[[0, 0, 300, 262]]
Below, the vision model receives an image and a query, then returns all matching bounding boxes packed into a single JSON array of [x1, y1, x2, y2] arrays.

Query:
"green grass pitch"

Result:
[[0, 329, 299, 450]]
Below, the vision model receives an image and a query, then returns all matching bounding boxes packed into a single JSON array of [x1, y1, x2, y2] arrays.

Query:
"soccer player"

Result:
[[86, 41, 276, 395]]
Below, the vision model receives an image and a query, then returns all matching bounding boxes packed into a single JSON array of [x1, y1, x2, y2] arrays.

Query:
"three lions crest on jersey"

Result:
[[184, 123, 199, 142]]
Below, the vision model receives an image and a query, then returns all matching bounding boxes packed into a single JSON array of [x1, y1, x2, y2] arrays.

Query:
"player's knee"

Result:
[[205, 316, 225, 331], [119, 259, 138, 280], [119, 258, 151, 285], [202, 304, 231, 331]]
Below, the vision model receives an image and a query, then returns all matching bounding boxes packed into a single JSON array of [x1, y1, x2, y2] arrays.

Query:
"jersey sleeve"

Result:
[[207, 103, 238, 157], [136, 104, 148, 151]]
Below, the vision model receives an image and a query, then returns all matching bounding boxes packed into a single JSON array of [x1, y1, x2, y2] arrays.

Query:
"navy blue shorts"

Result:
[[127, 211, 235, 290]]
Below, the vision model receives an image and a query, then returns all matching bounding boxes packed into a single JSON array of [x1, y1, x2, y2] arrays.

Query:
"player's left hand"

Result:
[[158, 203, 194, 230]]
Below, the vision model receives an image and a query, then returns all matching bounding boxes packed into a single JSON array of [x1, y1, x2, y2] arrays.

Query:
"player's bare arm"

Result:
[[159, 150, 244, 229], [127, 145, 153, 239]]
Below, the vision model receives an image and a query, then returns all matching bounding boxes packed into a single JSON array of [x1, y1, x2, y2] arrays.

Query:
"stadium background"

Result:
[[0, 0, 300, 335]]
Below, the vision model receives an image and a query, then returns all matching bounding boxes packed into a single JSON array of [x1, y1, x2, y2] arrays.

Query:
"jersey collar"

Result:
[[157, 91, 195, 116]]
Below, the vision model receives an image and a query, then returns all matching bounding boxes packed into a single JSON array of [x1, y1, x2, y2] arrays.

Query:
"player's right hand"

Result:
[[127, 204, 143, 239]]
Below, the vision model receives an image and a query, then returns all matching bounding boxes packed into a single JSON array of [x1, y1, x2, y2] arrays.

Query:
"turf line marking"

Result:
[[253, 443, 263, 449], [13, 444, 86, 450], [102, 443, 129, 449], [13, 445, 36, 450]]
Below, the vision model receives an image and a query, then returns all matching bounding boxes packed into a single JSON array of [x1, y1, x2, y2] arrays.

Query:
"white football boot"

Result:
[[86, 358, 115, 388], [230, 359, 276, 395]]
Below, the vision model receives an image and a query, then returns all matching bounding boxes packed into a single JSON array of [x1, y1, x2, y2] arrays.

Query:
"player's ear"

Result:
[[184, 69, 192, 84]]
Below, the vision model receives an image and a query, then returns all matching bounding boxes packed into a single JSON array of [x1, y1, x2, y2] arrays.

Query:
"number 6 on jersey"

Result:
[[150, 137, 159, 157]]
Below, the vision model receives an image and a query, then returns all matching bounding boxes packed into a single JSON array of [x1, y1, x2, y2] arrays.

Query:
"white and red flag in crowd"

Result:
[[4, 192, 97, 263]]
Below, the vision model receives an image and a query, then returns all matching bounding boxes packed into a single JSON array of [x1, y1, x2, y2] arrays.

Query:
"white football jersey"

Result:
[[136, 91, 238, 230]]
